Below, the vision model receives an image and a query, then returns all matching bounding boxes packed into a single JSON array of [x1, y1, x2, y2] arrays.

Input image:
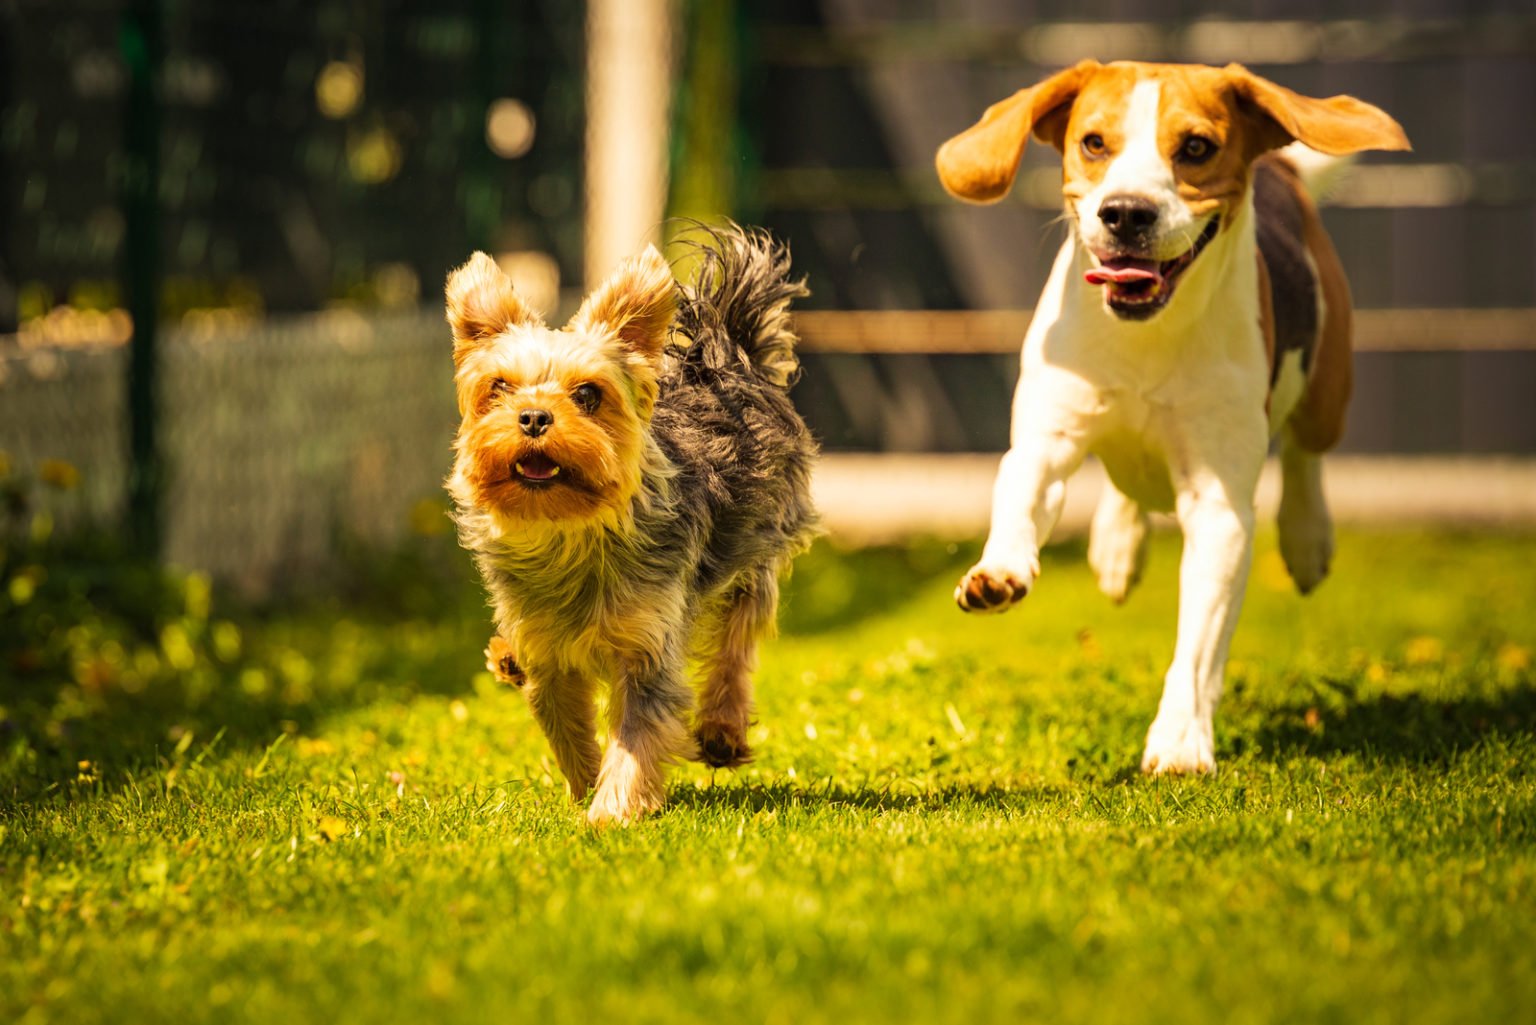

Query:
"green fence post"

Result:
[[121, 0, 163, 557]]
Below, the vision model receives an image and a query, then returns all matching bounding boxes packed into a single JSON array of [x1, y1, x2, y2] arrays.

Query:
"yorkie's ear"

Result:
[[445, 252, 542, 363], [569, 245, 677, 362]]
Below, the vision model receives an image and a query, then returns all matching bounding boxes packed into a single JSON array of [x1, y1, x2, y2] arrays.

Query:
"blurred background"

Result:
[[1, 0, 1533, 591]]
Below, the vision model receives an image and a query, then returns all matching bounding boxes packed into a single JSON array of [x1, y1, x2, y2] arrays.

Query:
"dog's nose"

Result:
[[1098, 195, 1159, 240], [518, 408, 554, 437]]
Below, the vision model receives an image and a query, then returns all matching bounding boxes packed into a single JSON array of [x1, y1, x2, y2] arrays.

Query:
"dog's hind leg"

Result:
[[1088, 482, 1149, 604], [692, 568, 779, 769], [1277, 428, 1334, 595]]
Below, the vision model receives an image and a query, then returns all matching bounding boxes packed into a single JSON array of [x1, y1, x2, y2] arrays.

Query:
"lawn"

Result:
[[3, 525, 1534, 1025]]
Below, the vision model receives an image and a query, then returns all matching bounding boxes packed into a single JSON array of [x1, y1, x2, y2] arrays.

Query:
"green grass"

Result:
[[3, 528, 1535, 1025]]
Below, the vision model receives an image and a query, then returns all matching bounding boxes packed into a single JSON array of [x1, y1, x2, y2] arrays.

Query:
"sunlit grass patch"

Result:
[[3, 528, 1534, 1025]]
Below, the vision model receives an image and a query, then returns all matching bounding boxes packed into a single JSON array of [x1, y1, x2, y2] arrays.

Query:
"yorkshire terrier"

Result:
[[444, 224, 818, 826]]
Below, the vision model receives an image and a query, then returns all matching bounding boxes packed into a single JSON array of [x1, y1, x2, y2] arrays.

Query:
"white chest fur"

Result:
[[1012, 195, 1273, 513]]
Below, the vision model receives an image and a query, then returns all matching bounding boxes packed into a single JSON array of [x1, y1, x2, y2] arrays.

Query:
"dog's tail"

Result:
[[673, 222, 808, 389], [1275, 142, 1356, 203]]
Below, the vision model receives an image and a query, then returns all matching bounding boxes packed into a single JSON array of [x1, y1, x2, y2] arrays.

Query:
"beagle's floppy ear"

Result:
[[936, 60, 1099, 205], [1224, 64, 1411, 156], [445, 252, 543, 364]]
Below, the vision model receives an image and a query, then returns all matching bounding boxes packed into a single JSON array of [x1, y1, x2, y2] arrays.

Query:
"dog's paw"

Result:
[[955, 558, 1036, 613], [484, 635, 525, 687], [1277, 502, 1334, 596], [586, 750, 666, 828], [1089, 490, 1147, 604], [1140, 716, 1216, 775], [1089, 522, 1146, 605], [694, 721, 753, 769], [586, 784, 664, 828]]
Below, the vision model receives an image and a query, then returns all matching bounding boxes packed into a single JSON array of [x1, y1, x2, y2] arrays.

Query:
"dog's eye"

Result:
[[1178, 135, 1216, 164], [490, 379, 510, 396], [572, 383, 601, 414], [1080, 133, 1107, 158]]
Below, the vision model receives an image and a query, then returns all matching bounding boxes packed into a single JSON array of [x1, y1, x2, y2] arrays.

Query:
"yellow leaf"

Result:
[[317, 816, 347, 842]]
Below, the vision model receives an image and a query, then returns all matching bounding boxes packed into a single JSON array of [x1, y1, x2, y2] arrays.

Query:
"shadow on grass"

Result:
[[0, 532, 493, 800], [779, 536, 1089, 637], [779, 537, 976, 636], [1249, 676, 1536, 764], [667, 777, 1064, 816]]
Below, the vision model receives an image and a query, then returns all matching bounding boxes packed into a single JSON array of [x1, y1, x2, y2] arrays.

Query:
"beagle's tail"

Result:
[[1275, 142, 1355, 202]]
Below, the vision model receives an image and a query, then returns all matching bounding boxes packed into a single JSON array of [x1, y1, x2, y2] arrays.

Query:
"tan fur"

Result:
[[485, 634, 524, 687], [1290, 182, 1357, 453], [570, 248, 677, 349], [445, 253, 542, 369], [691, 568, 781, 768], [525, 667, 603, 800], [935, 59, 1099, 203], [1223, 65, 1411, 155], [1256, 250, 1276, 393]]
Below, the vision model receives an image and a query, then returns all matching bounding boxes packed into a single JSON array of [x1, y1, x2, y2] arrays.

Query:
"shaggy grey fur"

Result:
[[451, 223, 818, 817]]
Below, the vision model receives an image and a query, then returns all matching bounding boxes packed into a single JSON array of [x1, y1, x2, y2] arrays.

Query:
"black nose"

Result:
[[518, 408, 553, 437], [1098, 195, 1159, 240]]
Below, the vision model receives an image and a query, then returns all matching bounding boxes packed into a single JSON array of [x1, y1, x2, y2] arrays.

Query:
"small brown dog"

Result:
[[445, 225, 817, 825]]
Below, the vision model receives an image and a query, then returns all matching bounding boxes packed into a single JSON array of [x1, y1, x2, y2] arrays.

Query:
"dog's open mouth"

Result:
[[513, 452, 562, 484], [1085, 217, 1220, 318]]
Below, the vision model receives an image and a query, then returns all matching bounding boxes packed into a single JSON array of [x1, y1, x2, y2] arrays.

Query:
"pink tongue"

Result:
[[518, 454, 558, 480], [1085, 259, 1161, 286]]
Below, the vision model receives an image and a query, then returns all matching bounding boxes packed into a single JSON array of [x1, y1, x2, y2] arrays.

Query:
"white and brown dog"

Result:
[[937, 60, 1409, 773]]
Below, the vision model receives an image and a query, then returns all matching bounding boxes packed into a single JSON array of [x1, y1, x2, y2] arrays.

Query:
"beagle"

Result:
[[937, 61, 1409, 773]]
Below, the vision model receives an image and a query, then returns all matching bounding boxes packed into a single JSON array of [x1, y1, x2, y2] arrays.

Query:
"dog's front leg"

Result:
[[589, 641, 694, 827], [1142, 459, 1260, 775], [524, 667, 602, 801], [957, 430, 1086, 613]]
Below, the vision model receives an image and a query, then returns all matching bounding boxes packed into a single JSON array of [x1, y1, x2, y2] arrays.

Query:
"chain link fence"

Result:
[[1, 313, 456, 591]]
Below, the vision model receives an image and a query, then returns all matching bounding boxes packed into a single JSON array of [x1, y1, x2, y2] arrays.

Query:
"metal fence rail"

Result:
[[793, 308, 1536, 354]]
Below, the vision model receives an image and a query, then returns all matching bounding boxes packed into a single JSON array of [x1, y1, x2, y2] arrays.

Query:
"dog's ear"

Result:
[[936, 60, 1099, 204], [1224, 64, 1411, 156], [445, 252, 542, 363], [569, 244, 677, 363]]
